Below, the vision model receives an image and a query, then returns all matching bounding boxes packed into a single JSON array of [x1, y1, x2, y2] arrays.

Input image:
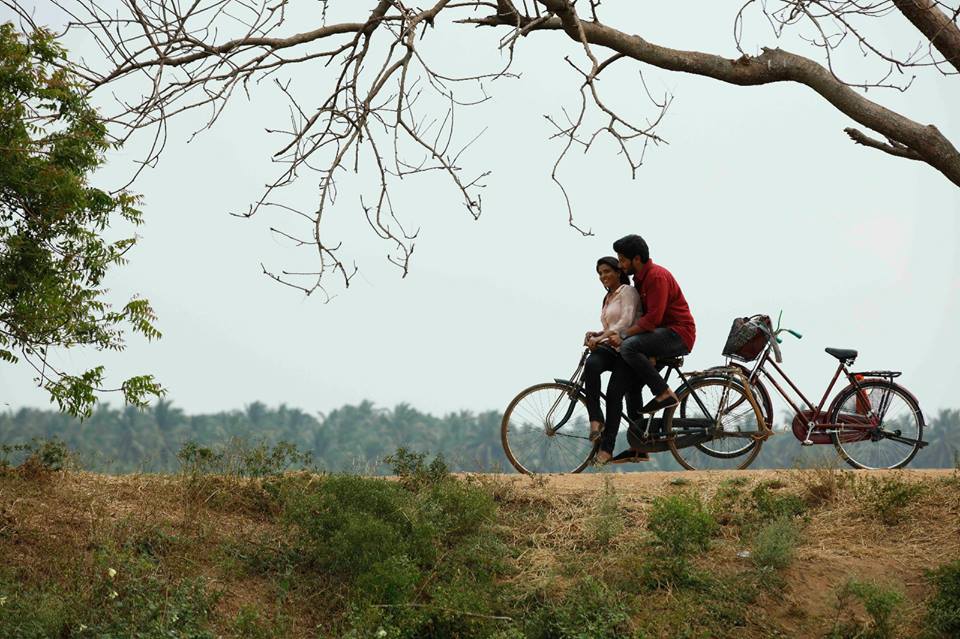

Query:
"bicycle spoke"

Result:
[[833, 382, 922, 470], [502, 384, 595, 474], [669, 377, 762, 470]]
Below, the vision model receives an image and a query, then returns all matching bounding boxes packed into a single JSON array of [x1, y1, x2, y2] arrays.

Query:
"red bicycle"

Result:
[[713, 314, 927, 470]]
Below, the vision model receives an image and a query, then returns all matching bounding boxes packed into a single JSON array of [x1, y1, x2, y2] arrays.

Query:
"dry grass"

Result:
[[0, 468, 957, 638], [483, 468, 959, 638]]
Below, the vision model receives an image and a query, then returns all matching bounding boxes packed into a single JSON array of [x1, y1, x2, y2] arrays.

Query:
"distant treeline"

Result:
[[1, 401, 957, 473]]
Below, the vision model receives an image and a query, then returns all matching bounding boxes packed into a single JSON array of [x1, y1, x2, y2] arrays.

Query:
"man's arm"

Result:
[[605, 274, 669, 346], [624, 274, 668, 337]]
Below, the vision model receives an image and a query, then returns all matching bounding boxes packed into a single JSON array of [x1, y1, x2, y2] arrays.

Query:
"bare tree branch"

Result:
[[8, 0, 958, 297], [893, 0, 960, 73]]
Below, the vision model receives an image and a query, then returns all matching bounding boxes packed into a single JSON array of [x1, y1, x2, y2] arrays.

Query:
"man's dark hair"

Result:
[[596, 256, 629, 286], [612, 235, 650, 263]]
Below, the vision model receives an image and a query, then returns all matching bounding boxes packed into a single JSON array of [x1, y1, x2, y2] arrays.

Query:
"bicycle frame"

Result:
[[739, 339, 893, 445], [550, 349, 729, 439]]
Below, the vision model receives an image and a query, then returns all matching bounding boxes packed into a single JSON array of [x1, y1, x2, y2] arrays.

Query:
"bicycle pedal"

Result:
[[800, 439, 814, 447]]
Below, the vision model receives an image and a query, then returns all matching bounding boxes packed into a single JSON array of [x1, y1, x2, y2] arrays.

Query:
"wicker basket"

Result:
[[722, 315, 772, 362]]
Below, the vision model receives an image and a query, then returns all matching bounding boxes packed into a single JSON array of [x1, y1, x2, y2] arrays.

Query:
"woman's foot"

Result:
[[594, 450, 613, 465], [641, 390, 679, 414], [589, 420, 603, 442]]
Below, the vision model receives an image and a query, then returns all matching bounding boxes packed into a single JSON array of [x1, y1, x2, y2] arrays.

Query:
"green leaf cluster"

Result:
[[0, 23, 160, 417]]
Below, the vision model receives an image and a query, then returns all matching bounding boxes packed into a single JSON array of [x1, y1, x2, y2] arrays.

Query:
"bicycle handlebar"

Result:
[[774, 328, 803, 340]]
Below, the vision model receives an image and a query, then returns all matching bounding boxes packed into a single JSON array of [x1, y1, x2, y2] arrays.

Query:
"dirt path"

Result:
[[469, 467, 955, 493]]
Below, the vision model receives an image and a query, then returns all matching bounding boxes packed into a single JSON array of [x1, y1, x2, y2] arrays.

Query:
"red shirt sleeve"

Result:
[[635, 273, 668, 333]]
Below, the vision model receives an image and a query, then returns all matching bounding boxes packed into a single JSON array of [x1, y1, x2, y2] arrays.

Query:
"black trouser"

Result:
[[601, 329, 687, 453], [584, 346, 642, 454]]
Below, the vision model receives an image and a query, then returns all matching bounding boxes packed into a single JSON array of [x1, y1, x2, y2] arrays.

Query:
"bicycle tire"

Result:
[[666, 375, 764, 470], [704, 364, 775, 431], [501, 382, 597, 474], [828, 380, 924, 470]]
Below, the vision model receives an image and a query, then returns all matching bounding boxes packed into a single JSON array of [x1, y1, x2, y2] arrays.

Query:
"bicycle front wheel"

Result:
[[666, 375, 764, 470], [501, 382, 597, 474], [829, 380, 924, 470]]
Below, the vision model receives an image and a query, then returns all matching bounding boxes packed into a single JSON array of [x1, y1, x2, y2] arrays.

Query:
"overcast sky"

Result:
[[2, 2, 958, 427]]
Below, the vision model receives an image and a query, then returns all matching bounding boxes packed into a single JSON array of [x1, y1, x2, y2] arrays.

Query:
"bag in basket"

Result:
[[722, 315, 772, 362]]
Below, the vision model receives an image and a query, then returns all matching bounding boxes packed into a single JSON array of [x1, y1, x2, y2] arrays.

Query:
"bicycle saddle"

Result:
[[825, 347, 858, 362]]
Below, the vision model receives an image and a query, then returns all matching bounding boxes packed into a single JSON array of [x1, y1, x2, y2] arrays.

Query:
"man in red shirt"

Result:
[[597, 234, 696, 462]]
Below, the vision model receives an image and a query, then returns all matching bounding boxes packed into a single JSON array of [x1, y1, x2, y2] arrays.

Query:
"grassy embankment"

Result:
[[0, 444, 958, 638]]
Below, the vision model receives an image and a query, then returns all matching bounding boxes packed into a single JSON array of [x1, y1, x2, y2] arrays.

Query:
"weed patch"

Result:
[[177, 439, 312, 478], [525, 575, 632, 639], [751, 480, 807, 521], [383, 447, 449, 489], [585, 476, 623, 546], [856, 474, 925, 525], [645, 492, 717, 586], [924, 559, 960, 638], [798, 466, 850, 507], [0, 549, 218, 638], [0, 438, 72, 479], [752, 515, 801, 574], [828, 578, 904, 639], [276, 451, 508, 636]]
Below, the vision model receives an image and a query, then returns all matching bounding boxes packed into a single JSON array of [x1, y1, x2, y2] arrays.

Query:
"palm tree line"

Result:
[[0, 401, 956, 473]]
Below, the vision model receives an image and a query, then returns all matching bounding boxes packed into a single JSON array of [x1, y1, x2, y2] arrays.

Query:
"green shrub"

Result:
[[857, 475, 925, 525], [0, 550, 218, 639], [237, 440, 313, 477], [177, 441, 225, 475], [177, 439, 311, 477], [278, 461, 505, 635], [284, 475, 432, 593], [710, 479, 747, 527], [925, 559, 960, 638], [752, 515, 801, 572], [526, 576, 632, 639], [829, 579, 904, 639], [645, 492, 717, 587], [383, 447, 449, 489], [0, 438, 72, 474], [648, 492, 717, 557], [232, 606, 286, 639], [585, 476, 623, 546], [750, 481, 806, 521]]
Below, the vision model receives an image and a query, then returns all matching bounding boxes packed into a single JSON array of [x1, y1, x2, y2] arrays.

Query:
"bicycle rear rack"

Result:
[[853, 370, 902, 379]]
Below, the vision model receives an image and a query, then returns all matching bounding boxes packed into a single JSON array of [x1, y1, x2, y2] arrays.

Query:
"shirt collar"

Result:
[[633, 259, 655, 287]]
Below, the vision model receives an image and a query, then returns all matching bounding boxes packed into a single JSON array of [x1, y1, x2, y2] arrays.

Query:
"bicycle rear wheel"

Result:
[[666, 375, 764, 470], [501, 382, 596, 474], [829, 380, 924, 470]]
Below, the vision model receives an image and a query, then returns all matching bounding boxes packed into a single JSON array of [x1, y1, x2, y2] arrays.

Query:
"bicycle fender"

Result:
[[828, 381, 923, 419]]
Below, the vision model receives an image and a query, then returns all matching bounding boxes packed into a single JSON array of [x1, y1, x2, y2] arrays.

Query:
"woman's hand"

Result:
[[583, 331, 601, 347], [606, 331, 622, 348]]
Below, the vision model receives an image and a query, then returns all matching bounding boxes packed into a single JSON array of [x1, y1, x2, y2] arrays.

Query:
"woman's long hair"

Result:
[[597, 256, 629, 289]]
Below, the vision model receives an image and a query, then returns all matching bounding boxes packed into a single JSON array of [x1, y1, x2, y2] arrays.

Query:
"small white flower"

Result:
[[108, 590, 118, 600], [107, 568, 117, 579], [78, 624, 87, 632], [0, 595, 7, 606], [376, 629, 387, 638]]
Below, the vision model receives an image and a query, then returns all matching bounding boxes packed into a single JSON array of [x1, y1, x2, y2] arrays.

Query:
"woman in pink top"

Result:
[[582, 257, 641, 446]]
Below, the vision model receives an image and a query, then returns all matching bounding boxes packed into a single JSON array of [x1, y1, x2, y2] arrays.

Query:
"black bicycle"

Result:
[[500, 349, 767, 474]]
